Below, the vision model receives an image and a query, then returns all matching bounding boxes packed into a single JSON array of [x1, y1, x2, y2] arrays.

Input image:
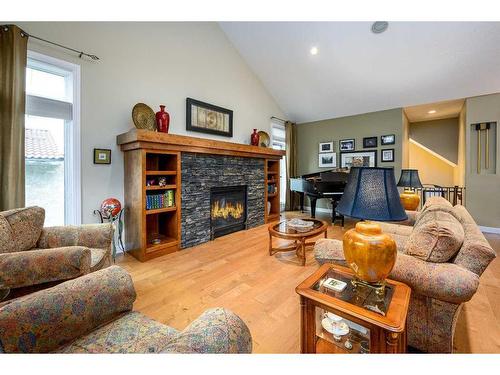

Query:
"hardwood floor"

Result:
[[117, 211, 500, 353]]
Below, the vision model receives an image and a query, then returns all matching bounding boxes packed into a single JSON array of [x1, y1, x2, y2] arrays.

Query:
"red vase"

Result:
[[156, 105, 170, 133], [251, 129, 260, 146]]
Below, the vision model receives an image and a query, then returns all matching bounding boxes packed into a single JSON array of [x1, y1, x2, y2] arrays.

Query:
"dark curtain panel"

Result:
[[0, 25, 28, 210], [285, 121, 298, 211]]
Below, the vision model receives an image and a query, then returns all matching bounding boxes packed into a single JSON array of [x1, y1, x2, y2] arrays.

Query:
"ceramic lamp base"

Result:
[[399, 189, 420, 211], [343, 221, 397, 292]]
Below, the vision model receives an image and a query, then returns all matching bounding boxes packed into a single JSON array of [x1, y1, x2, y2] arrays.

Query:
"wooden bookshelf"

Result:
[[265, 159, 281, 223], [124, 149, 181, 261]]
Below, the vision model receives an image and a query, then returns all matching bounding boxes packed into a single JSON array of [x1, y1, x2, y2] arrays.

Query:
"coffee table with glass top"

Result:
[[268, 219, 328, 266]]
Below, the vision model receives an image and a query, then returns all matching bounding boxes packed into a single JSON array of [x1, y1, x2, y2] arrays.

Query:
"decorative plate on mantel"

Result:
[[132, 103, 156, 131], [258, 131, 270, 147]]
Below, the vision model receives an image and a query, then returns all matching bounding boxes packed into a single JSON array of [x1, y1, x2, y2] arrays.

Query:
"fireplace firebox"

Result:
[[210, 185, 247, 239]]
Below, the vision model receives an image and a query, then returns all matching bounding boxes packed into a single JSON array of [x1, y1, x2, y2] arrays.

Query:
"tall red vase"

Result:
[[250, 129, 260, 146], [156, 105, 170, 133]]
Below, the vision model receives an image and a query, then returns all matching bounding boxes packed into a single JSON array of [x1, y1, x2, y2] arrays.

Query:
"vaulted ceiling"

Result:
[[219, 22, 500, 123]]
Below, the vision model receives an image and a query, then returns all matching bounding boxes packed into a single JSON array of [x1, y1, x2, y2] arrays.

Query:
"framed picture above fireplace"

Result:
[[186, 98, 233, 137]]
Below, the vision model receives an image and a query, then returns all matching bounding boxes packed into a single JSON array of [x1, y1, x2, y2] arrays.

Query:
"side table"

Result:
[[296, 264, 411, 353]]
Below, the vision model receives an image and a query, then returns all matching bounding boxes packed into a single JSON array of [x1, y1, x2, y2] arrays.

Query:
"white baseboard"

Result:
[[303, 206, 332, 214], [479, 226, 500, 234]]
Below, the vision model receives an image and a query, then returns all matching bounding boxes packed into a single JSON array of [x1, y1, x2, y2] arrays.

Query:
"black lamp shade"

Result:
[[397, 169, 423, 189], [337, 167, 407, 222]]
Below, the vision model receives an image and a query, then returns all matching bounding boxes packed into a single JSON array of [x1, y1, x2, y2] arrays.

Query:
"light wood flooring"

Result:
[[117, 211, 500, 353]]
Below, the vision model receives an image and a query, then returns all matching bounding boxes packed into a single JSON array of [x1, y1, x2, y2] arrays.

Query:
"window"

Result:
[[25, 51, 81, 226], [271, 119, 286, 211]]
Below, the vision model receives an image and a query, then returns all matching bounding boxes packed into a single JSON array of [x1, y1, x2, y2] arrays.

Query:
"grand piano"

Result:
[[290, 169, 349, 226]]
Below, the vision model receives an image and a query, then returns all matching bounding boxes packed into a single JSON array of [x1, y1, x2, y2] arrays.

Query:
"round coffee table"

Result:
[[268, 219, 328, 266]]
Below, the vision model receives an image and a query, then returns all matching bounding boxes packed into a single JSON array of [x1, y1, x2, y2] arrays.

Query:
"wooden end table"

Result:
[[296, 264, 411, 353], [268, 219, 328, 266]]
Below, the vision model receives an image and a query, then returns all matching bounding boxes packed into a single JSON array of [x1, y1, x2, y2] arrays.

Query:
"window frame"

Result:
[[26, 50, 81, 225]]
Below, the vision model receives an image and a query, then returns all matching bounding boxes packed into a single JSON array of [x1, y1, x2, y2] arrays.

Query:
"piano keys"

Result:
[[290, 169, 349, 225]]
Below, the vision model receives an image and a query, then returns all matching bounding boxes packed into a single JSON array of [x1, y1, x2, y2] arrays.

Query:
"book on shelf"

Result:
[[146, 190, 176, 210]]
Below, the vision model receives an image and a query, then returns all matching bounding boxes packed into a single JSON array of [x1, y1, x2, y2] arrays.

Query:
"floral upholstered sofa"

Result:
[[314, 197, 496, 353], [0, 206, 113, 299], [0, 266, 252, 353]]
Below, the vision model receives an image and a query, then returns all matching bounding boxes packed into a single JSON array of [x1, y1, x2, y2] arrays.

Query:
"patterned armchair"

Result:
[[0, 206, 113, 299], [314, 200, 496, 353], [0, 266, 252, 353]]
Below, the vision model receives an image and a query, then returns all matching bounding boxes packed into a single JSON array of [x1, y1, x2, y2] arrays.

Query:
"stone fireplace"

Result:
[[181, 153, 265, 248], [210, 185, 247, 239]]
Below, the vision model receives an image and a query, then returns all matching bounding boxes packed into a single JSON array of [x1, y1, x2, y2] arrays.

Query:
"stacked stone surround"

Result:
[[181, 153, 265, 248]]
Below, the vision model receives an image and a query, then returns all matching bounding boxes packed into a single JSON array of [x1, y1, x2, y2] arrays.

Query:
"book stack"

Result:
[[146, 190, 175, 210]]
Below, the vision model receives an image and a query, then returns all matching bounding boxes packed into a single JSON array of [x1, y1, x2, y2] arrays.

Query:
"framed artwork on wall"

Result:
[[319, 142, 334, 153], [381, 148, 395, 162], [319, 152, 337, 168], [381, 134, 395, 145], [340, 150, 377, 169], [93, 149, 111, 164], [339, 139, 355, 151], [186, 98, 233, 137], [363, 136, 378, 148]]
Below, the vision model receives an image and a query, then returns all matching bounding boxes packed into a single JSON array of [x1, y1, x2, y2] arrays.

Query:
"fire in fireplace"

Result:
[[210, 185, 247, 239]]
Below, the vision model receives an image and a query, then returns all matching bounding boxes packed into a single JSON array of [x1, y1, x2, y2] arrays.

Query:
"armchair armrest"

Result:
[[314, 239, 479, 304], [161, 308, 252, 353], [37, 223, 113, 250], [391, 253, 479, 304], [0, 246, 91, 289], [0, 266, 135, 353]]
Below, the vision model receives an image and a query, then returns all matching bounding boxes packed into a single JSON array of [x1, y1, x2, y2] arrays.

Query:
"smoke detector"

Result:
[[371, 21, 389, 34]]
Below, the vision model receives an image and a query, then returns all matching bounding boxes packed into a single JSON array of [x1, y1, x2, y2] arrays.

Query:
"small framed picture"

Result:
[[381, 134, 395, 145], [339, 139, 355, 151], [319, 152, 337, 168], [94, 148, 111, 164], [363, 136, 378, 148], [381, 148, 395, 162], [319, 142, 334, 153]]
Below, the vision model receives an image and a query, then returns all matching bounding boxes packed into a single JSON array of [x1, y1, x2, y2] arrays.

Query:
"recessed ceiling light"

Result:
[[310, 46, 318, 55], [428, 110, 437, 114], [371, 21, 389, 34]]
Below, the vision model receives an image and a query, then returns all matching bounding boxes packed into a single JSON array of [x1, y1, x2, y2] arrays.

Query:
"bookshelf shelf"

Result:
[[265, 159, 281, 223]]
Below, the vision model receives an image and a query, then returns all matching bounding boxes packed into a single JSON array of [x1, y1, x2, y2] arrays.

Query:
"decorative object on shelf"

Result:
[[155, 105, 170, 133], [336, 167, 407, 294], [340, 150, 376, 168], [319, 152, 337, 168], [186, 97, 233, 137], [146, 178, 156, 186], [339, 139, 355, 151], [267, 201, 271, 215], [250, 129, 260, 146], [158, 176, 167, 187], [381, 134, 395, 145], [381, 148, 394, 162], [397, 169, 423, 211], [94, 198, 125, 260], [319, 142, 334, 153], [93, 148, 111, 164], [258, 131, 270, 147], [132, 103, 156, 131], [363, 136, 378, 148]]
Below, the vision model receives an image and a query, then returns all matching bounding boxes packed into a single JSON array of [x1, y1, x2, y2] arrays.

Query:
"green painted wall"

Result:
[[410, 117, 459, 164], [296, 108, 404, 209]]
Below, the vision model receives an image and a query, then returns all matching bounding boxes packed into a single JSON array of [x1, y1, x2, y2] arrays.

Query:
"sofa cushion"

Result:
[[404, 209, 465, 262], [89, 248, 111, 272], [0, 207, 45, 253], [421, 196, 452, 212], [56, 311, 179, 353], [0, 215, 14, 254]]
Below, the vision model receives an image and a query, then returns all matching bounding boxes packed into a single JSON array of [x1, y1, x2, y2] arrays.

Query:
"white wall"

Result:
[[17, 22, 285, 224]]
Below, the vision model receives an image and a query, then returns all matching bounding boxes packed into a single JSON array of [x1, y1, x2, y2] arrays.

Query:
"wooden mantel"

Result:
[[117, 129, 285, 160]]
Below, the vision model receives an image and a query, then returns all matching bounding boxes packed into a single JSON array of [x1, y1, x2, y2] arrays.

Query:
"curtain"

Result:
[[285, 121, 298, 211], [0, 25, 28, 211]]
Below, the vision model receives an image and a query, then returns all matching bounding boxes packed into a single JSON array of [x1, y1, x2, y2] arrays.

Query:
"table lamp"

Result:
[[397, 169, 423, 211], [336, 167, 407, 293]]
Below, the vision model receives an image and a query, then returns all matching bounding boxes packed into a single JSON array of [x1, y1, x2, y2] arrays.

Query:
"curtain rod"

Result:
[[27, 33, 100, 61], [2, 25, 100, 61]]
